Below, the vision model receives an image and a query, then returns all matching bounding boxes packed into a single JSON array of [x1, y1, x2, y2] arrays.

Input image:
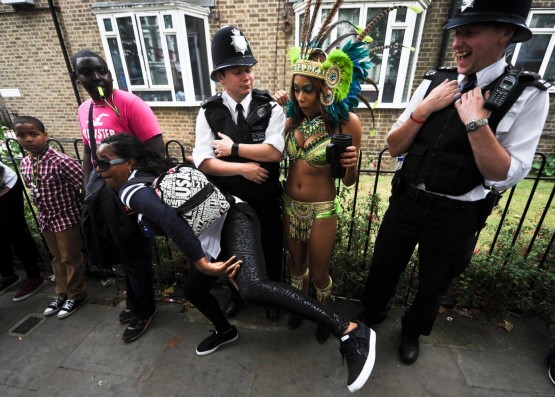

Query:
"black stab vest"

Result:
[[399, 67, 546, 195], [201, 89, 281, 199]]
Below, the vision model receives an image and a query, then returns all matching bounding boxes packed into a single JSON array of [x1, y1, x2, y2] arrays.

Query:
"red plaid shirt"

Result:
[[20, 146, 84, 232]]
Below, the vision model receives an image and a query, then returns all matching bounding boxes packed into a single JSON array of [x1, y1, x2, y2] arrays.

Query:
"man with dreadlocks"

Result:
[[358, 0, 550, 365]]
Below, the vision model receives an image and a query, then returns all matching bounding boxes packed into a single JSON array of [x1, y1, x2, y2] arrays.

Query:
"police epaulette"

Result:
[[252, 88, 273, 102], [200, 93, 223, 107], [518, 71, 551, 90], [424, 66, 457, 80]]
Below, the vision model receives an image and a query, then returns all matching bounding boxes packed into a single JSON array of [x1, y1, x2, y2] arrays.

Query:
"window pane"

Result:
[[366, 8, 388, 83], [395, 7, 407, 23], [116, 16, 145, 85], [164, 15, 173, 29], [334, 8, 360, 48], [403, 12, 423, 101], [544, 49, 555, 83], [140, 16, 168, 85], [382, 29, 405, 103], [133, 90, 172, 101], [166, 35, 185, 101], [103, 18, 113, 32], [185, 15, 211, 101], [530, 14, 555, 29], [107, 38, 127, 90], [515, 34, 550, 72]]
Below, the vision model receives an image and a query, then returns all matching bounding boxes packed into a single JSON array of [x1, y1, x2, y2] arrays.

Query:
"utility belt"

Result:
[[392, 173, 501, 230], [392, 173, 482, 210]]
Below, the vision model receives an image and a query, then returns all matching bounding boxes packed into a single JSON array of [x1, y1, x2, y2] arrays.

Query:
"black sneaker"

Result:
[[196, 325, 238, 356], [44, 296, 66, 317], [340, 321, 376, 393], [122, 308, 157, 343], [58, 296, 88, 319], [118, 308, 132, 324]]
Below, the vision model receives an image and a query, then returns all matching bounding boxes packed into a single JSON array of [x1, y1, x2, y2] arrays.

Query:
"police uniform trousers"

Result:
[[362, 186, 480, 336]]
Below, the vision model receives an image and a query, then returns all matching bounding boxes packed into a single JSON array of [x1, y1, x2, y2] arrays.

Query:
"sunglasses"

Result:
[[94, 158, 127, 171]]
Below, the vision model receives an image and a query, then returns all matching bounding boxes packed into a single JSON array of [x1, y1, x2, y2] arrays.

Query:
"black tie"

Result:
[[236, 103, 250, 141], [461, 73, 477, 93]]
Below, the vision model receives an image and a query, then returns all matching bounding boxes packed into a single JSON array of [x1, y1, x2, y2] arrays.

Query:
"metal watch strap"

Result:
[[466, 118, 488, 132]]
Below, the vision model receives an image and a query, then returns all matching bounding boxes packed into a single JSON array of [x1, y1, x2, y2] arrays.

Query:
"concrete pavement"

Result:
[[0, 273, 553, 397]]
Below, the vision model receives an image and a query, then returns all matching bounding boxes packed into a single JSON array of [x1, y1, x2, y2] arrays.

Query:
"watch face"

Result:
[[466, 119, 487, 132]]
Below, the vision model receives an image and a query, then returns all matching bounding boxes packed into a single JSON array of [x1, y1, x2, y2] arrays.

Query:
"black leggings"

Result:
[[183, 203, 349, 337]]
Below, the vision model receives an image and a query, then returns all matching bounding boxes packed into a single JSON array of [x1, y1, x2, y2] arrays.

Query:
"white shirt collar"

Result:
[[222, 91, 252, 113], [457, 56, 508, 88]]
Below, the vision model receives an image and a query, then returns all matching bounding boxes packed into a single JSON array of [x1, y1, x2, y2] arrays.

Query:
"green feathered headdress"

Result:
[[288, 0, 422, 126]]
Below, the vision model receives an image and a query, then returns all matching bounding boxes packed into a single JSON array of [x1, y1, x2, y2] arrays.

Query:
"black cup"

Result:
[[326, 134, 352, 179]]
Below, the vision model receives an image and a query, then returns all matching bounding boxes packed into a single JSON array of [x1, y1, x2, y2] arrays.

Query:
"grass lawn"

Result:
[[341, 172, 554, 253]]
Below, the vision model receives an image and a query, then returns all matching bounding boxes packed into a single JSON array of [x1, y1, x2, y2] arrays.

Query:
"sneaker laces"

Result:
[[205, 330, 217, 342], [340, 334, 368, 365], [62, 300, 76, 311]]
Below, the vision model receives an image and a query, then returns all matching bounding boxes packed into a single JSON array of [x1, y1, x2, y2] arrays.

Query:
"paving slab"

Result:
[[0, 273, 553, 397]]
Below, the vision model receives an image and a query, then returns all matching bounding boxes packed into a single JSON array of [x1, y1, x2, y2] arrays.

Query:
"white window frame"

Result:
[[512, 9, 555, 93], [93, 2, 214, 107], [292, 0, 429, 109]]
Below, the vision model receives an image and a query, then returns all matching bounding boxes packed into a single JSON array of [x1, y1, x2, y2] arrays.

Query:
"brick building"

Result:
[[1, 0, 554, 159]]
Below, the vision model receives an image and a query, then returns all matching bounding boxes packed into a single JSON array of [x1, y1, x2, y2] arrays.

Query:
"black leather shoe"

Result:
[[223, 300, 242, 318], [399, 334, 419, 364], [288, 313, 303, 330], [265, 307, 280, 322], [315, 324, 331, 344], [354, 311, 386, 328]]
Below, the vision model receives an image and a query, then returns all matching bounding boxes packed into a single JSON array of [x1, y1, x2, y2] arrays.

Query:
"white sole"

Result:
[[348, 328, 376, 393], [549, 364, 555, 385], [196, 333, 239, 356]]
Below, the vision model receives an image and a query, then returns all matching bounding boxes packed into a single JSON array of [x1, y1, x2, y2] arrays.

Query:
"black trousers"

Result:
[[121, 236, 156, 319], [227, 193, 283, 304], [362, 189, 478, 336], [183, 203, 349, 336], [0, 178, 40, 279]]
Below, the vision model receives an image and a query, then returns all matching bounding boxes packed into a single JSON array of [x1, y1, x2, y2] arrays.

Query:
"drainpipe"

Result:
[[47, 0, 81, 106], [437, 0, 457, 67]]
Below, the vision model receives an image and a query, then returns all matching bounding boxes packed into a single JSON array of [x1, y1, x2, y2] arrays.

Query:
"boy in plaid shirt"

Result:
[[15, 116, 88, 319]]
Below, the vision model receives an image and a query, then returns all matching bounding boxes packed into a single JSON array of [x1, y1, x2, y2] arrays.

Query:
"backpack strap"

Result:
[[88, 102, 98, 162], [119, 176, 156, 208], [176, 184, 216, 215]]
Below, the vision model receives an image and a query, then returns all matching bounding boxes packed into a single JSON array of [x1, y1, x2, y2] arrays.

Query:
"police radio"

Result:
[[484, 73, 518, 110]]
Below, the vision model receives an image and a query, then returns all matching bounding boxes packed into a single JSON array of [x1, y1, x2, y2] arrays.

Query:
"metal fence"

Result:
[[1, 137, 554, 285]]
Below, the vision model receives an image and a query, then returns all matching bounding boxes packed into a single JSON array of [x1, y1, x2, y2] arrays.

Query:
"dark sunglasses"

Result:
[[94, 158, 127, 171]]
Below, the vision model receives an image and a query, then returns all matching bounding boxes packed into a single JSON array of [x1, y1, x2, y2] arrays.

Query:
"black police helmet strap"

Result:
[[443, 0, 532, 43]]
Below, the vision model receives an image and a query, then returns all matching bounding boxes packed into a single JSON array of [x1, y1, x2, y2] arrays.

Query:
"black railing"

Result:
[[1, 137, 553, 289]]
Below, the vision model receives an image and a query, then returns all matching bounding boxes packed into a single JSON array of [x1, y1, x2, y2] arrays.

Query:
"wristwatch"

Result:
[[466, 118, 488, 132]]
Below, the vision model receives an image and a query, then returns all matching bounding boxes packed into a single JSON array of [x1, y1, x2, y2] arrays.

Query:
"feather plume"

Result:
[[306, 0, 323, 49], [315, 0, 345, 41], [316, 20, 358, 48], [355, 6, 399, 42], [299, 0, 313, 54], [357, 93, 376, 131]]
